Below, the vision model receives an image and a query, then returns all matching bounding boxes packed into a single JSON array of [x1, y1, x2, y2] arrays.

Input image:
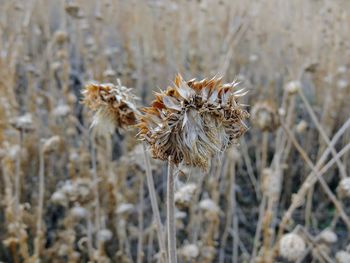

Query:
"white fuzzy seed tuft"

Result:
[[279, 233, 306, 261]]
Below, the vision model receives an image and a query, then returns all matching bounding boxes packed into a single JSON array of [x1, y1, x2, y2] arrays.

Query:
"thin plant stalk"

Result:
[[87, 216, 94, 260], [33, 145, 45, 259], [218, 160, 233, 263], [261, 132, 268, 172], [250, 195, 267, 263], [137, 174, 144, 263], [231, 159, 239, 263], [167, 156, 177, 263], [277, 141, 350, 243], [298, 89, 347, 179], [90, 130, 101, 232], [274, 119, 350, 256], [281, 124, 350, 228], [15, 129, 23, 217], [142, 143, 167, 263]]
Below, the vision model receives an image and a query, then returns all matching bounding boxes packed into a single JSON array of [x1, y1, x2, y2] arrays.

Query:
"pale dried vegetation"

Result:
[[0, 0, 350, 262]]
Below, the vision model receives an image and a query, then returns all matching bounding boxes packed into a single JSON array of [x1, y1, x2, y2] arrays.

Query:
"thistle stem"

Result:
[[34, 145, 45, 259], [167, 156, 177, 263], [90, 130, 101, 232], [142, 143, 167, 263], [137, 174, 144, 263]]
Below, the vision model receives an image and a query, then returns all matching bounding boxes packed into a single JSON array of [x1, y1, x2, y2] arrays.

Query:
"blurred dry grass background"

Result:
[[1, 0, 350, 262]]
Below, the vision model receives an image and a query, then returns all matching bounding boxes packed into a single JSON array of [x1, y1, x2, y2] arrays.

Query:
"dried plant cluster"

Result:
[[138, 75, 249, 169], [0, 0, 350, 262], [82, 81, 138, 132]]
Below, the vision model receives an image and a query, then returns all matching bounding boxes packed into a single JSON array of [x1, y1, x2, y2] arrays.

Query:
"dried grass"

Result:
[[0, 0, 350, 262]]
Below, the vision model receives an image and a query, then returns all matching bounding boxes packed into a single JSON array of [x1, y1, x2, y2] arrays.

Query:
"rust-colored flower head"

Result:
[[82, 80, 138, 133], [137, 74, 249, 170]]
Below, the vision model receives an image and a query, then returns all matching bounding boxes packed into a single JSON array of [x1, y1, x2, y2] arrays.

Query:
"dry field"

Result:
[[1, 0, 350, 262]]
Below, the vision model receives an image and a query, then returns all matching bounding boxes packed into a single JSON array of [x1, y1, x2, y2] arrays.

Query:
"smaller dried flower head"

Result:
[[65, 1, 81, 18], [53, 104, 70, 117], [53, 30, 68, 45], [285, 81, 301, 95], [337, 177, 350, 198], [82, 80, 138, 133], [117, 203, 135, 215], [42, 136, 62, 154], [59, 178, 94, 204], [137, 74, 249, 169], [279, 233, 306, 261], [97, 229, 113, 243], [51, 191, 68, 206], [199, 198, 221, 221], [318, 229, 338, 244], [251, 101, 280, 132], [336, 251, 350, 263], [180, 244, 199, 260], [296, 120, 308, 134], [103, 68, 116, 79], [70, 205, 88, 220], [175, 183, 197, 208], [10, 113, 34, 132]]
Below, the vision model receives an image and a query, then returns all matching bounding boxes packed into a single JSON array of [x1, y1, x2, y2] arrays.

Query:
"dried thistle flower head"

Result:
[[279, 233, 306, 261], [296, 119, 308, 134], [65, 1, 81, 18], [43, 136, 62, 154], [82, 80, 138, 133], [53, 30, 68, 45], [137, 74, 249, 169], [336, 251, 350, 263], [70, 205, 88, 220], [337, 177, 350, 198], [199, 198, 221, 221], [116, 203, 135, 215], [53, 104, 70, 117], [285, 80, 301, 95], [97, 229, 113, 243], [10, 113, 34, 132], [51, 191, 68, 207], [318, 229, 338, 244], [180, 244, 199, 260], [175, 183, 197, 208], [251, 101, 280, 132]]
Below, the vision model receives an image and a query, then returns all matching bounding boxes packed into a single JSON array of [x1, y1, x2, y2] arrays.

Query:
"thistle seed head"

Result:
[[180, 244, 199, 260], [70, 205, 88, 220], [318, 229, 338, 244], [279, 233, 306, 261], [251, 101, 280, 132], [137, 74, 249, 170], [97, 229, 113, 243], [10, 113, 34, 132], [43, 136, 62, 154], [82, 81, 138, 133], [116, 203, 135, 215], [285, 80, 301, 95], [175, 183, 197, 208], [337, 177, 350, 198], [336, 251, 350, 263]]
